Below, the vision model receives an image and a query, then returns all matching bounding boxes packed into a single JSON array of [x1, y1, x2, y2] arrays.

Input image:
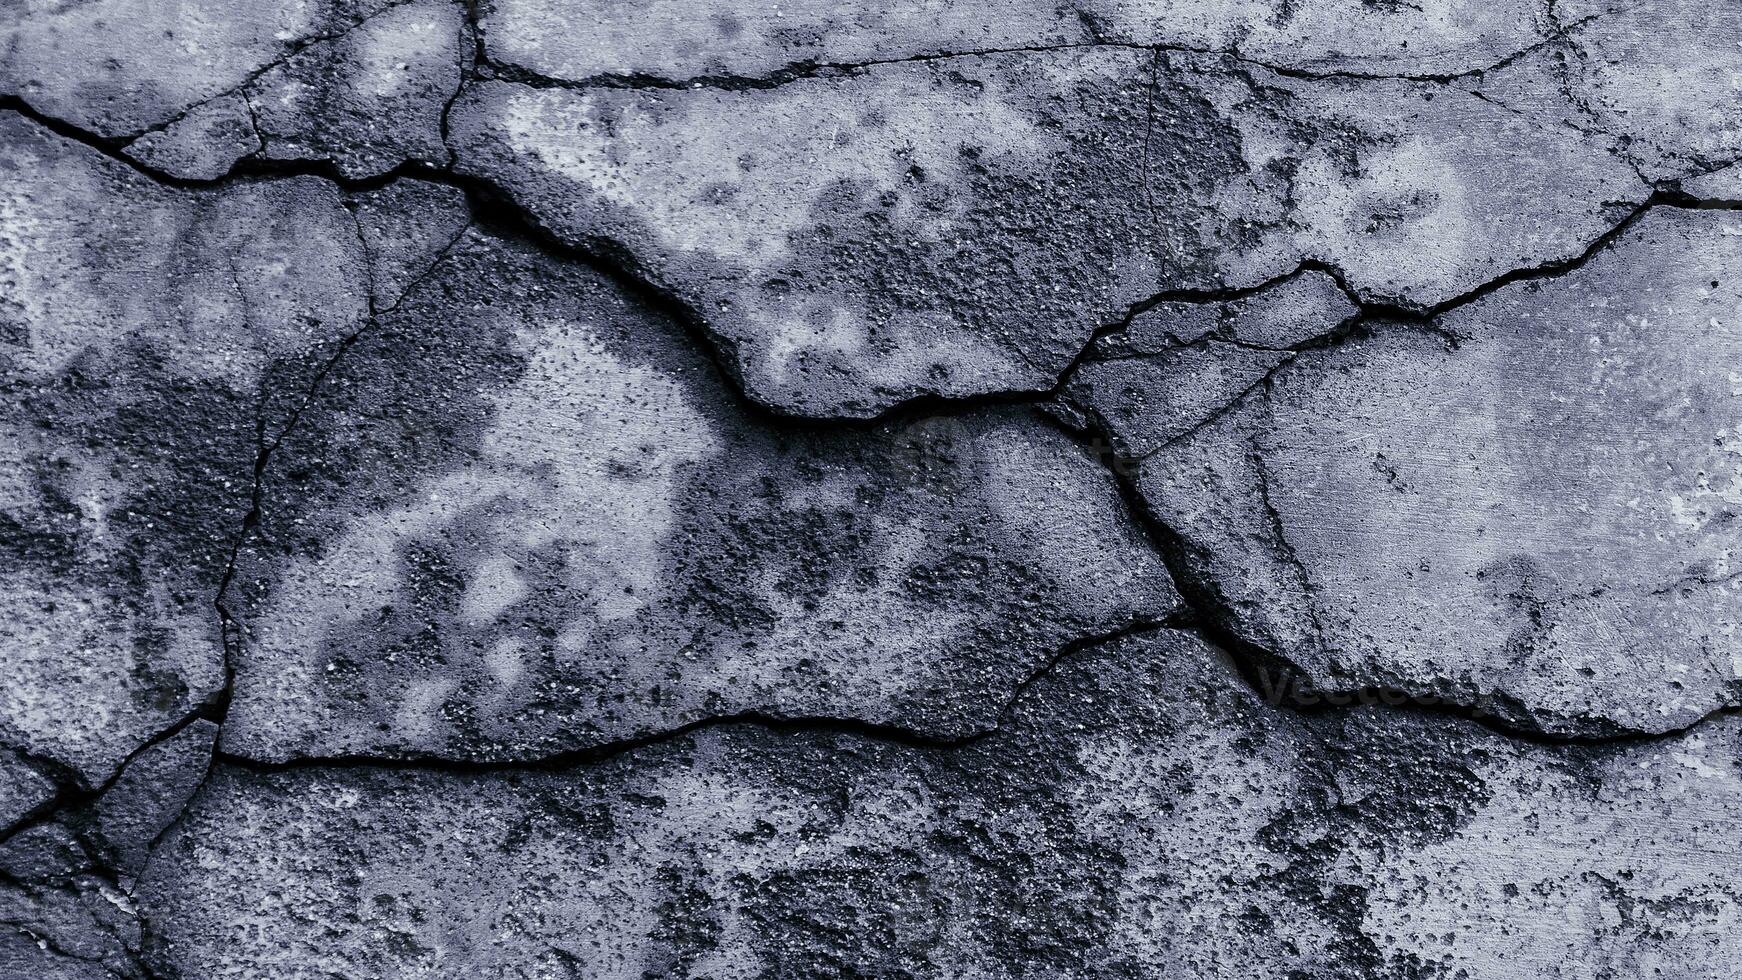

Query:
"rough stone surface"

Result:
[[4, 0, 469, 181], [482, 0, 1549, 81], [1478, 0, 1742, 184], [450, 54, 1641, 416], [82, 721, 217, 880], [0, 750, 57, 835], [2, 0, 400, 138], [1110, 208, 1742, 736], [142, 631, 1742, 979], [4, 1, 1741, 976], [221, 223, 1178, 762], [0, 111, 379, 789]]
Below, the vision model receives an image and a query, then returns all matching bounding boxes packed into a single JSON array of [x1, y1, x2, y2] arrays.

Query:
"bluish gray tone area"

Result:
[[1, 1, 1739, 977]]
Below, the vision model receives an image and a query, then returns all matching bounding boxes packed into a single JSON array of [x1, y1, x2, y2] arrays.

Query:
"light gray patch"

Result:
[[449, 48, 1641, 417], [480, 0, 1545, 82], [1484, 0, 1742, 184], [1680, 159, 1742, 201], [0, 0, 401, 138], [1221, 270, 1360, 349]]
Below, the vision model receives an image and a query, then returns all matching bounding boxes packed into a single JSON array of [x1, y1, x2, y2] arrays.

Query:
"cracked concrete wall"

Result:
[[1, 0, 1739, 978]]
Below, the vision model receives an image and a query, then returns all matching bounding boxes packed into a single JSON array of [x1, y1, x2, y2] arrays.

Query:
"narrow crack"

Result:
[[6, 61, 1737, 780], [1039, 410, 1742, 749], [214, 616, 1174, 775], [475, 9, 1619, 95], [6, 46, 1729, 438], [120, 0, 427, 144], [0, 710, 215, 849], [206, 214, 476, 737]]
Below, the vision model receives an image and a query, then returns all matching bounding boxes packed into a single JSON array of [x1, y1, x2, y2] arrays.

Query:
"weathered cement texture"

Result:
[[1478, 0, 1742, 184], [1112, 208, 1742, 736], [141, 630, 1742, 978], [0, 876, 146, 980], [1061, 270, 1360, 456], [221, 223, 1178, 762], [5, 0, 1742, 975], [0, 110, 381, 792], [450, 52, 1640, 417], [3, 0, 393, 137], [0, 750, 57, 835], [0, 717, 213, 980], [1, 0, 468, 180], [1680, 162, 1742, 201], [482, 0, 1548, 82]]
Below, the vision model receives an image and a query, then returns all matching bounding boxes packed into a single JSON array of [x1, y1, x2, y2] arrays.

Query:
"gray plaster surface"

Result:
[[1, 1, 1738, 976]]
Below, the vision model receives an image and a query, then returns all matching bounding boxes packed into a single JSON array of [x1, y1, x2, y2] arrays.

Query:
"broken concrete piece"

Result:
[[348, 179, 473, 311], [0, 877, 144, 980], [81, 721, 217, 880], [0, 113, 376, 786], [221, 225, 1180, 762], [8, 0, 467, 181], [1097, 270, 1359, 358], [450, 52, 1640, 416], [0, 0, 399, 139], [1122, 207, 1742, 735], [119, 95, 260, 182], [139, 630, 1742, 977], [1061, 271, 1359, 457], [0, 751, 57, 835], [1680, 161, 1742, 201], [249, 0, 470, 179]]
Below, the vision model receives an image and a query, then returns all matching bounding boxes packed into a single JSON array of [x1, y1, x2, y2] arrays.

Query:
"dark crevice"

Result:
[[207, 215, 475, 728], [0, 710, 214, 849], [477, 41, 1151, 93], [7, 59, 1738, 779], [120, 0, 427, 144], [11, 63, 1739, 433], [0, 748, 86, 840], [1039, 393, 1742, 751], [214, 617, 1174, 775], [438, 0, 484, 168]]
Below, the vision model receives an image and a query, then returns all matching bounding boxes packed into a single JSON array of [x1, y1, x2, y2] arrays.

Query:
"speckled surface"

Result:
[[1, 1, 1739, 977]]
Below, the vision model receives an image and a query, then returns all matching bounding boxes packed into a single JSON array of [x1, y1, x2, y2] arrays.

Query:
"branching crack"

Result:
[[121, 0, 427, 144], [0, 711, 214, 849], [474, 8, 1620, 94], [3, 45, 1737, 804], [1039, 409, 1742, 749]]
